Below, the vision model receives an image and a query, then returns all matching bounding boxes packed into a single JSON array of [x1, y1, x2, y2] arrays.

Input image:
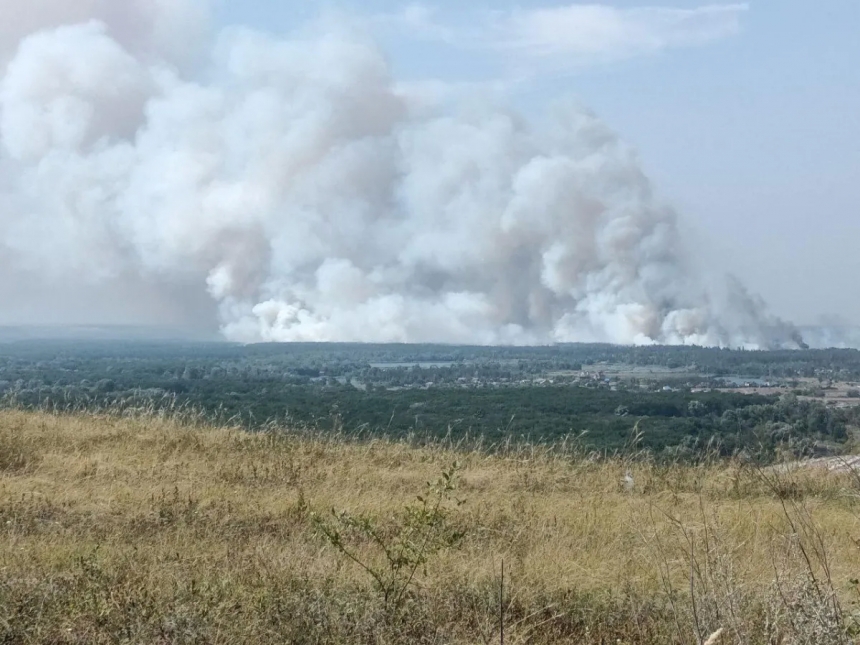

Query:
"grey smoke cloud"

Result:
[[0, 0, 211, 68], [0, 5, 802, 348]]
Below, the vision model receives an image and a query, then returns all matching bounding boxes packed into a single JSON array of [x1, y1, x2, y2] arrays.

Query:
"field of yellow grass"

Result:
[[2, 409, 860, 643]]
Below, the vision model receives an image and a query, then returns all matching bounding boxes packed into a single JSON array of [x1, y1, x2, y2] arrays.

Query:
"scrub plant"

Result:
[[313, 462, 466, 612]]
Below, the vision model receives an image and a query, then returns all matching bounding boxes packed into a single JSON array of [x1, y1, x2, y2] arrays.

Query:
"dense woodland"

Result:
[[1, 340, 859, 460]]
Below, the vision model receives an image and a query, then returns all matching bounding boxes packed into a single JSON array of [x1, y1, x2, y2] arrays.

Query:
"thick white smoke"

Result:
[[0, 5, 803, 348]]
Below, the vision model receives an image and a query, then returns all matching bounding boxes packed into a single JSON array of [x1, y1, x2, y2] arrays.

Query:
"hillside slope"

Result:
[[1, 410, 859, 643]]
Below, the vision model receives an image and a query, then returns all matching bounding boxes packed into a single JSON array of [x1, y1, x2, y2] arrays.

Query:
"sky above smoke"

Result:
[[0, 1, 848, 347]]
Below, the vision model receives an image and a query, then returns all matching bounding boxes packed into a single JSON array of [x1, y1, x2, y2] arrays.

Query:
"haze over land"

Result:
[[0, 1, 855, 348]]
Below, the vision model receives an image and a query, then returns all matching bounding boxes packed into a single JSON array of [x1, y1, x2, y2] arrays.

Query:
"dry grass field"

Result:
[[2, 409, 860, 643]]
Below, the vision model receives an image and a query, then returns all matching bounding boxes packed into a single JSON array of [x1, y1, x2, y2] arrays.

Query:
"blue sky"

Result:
[[212, 1, 860, 326]]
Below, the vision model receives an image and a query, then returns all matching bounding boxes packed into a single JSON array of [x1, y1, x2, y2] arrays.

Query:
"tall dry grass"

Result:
[[1, 409, 860, 643]]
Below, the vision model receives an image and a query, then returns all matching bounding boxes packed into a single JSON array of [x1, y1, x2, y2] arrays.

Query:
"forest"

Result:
[[1, 339, 859, 460]]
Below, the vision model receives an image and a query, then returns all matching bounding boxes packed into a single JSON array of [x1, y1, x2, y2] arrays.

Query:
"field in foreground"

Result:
[[2, 411, 860, 643]]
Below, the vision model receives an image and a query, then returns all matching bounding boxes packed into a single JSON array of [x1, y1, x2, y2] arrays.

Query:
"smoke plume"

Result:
[[0, 3, 802, 348]]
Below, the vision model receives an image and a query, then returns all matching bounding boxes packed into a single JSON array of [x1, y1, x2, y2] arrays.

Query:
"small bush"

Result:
[[314, 462, 466, 612]]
